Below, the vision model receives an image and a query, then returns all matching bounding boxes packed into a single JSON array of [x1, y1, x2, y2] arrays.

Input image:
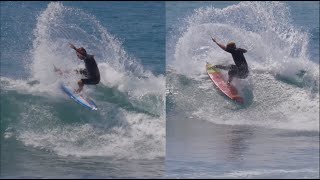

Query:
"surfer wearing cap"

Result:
[[69, 43, 100, 93], [211, 38, 249, 84]]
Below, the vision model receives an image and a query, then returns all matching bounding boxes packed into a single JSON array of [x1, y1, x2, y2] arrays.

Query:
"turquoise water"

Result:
[[1, 2, 165, 178], [166, 1, 319, 178]]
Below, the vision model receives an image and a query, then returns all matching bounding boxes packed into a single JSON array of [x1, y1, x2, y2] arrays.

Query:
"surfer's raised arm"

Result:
[[212, 38, 227, 51], [69, 43, 77, 51]]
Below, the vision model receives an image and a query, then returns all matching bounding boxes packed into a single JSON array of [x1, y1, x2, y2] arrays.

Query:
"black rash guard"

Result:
[[80, 54, 100, 84], [225, 47, 249, 77]]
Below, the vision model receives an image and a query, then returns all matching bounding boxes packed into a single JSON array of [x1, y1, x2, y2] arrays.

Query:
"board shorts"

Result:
[[228, 65, 249, 79], [77, 69, 100, 85], [81, 78, 100, 85]]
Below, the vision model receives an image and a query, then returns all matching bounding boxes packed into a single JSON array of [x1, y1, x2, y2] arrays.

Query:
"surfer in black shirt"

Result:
[[69, 43, 100, 93], [211, 38, 249, 84]]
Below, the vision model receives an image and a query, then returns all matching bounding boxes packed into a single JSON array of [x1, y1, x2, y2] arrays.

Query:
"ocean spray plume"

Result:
[[167, 1, 319, 131], [1, 2, 165, 159], [172, 2, 317, 83], [27, 2, 165, 112]]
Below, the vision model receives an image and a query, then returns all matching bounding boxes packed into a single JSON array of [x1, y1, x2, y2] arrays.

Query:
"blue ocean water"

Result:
[[1, 2, 165, 178], [166, 1, 319, 178]]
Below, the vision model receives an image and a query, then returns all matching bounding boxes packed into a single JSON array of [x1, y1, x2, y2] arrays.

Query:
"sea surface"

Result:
[[166, 1, 319, 178], [1, 2, 165, 178]]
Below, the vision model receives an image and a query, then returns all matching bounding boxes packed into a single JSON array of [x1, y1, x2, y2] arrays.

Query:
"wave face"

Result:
[[167, 1, 319, 131], [1, 2, 165, 159]]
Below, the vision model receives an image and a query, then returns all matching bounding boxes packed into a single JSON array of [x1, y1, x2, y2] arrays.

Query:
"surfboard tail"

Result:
[[233, 96, 244, 104]]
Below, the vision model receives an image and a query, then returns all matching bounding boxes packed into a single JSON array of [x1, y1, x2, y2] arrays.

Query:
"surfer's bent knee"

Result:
[[81, 78, 100, 85], [238, 70, 249, 79]]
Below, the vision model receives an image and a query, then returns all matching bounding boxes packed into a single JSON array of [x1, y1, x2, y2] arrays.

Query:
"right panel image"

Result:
[[166, 1, 319, 179]]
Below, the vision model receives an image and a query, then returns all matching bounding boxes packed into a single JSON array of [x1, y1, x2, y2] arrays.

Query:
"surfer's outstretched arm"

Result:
[[69, 43, 77, 51], [212, 38, 227, 51], [53, 65, 63, 75], [53, 65, 72, 75]]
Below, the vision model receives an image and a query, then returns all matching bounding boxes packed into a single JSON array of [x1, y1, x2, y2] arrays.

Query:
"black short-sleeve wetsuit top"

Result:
[[81, 55, 100, 84], [226, 47, 249, 74]]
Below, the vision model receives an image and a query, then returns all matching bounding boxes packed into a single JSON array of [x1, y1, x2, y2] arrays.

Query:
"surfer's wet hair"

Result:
[[76, 47, 87, 56], [226, 42, 236, 49]]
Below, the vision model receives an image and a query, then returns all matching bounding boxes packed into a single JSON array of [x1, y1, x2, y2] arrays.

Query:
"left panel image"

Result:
[[1, 1, 165, 178]]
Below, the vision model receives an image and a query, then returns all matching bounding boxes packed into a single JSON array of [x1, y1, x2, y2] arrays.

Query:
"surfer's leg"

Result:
[[214, 65, 230, 70], [81, 78, 100, 85], [75, 79, 84, 93], [53, 66, 64, 75], [238, 70, 249, 79], [228, 65, 238, 84], [227, 77, 233, 84]]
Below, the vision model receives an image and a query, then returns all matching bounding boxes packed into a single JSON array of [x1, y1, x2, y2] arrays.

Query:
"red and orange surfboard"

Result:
[[206, 63, 244, 104]]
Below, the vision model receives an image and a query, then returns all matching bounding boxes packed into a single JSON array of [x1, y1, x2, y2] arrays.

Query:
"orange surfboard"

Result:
[[206, 63, 244, 104]]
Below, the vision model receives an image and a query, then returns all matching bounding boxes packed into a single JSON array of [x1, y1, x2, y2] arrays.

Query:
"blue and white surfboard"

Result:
[[60, 82, 98, 110]]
